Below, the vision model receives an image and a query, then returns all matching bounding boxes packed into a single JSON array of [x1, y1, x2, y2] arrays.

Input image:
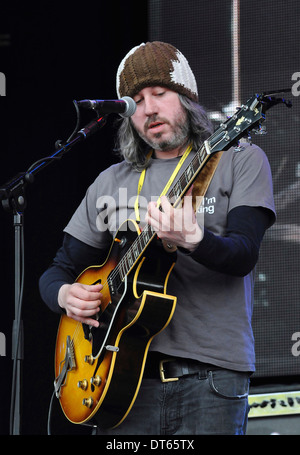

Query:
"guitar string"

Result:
[[91, 116, 244, 302], [98, 145, 206, 291], [69, 144, 208, 343]]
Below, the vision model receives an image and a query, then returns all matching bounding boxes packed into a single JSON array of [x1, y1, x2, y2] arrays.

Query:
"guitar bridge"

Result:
[[54, 335, 76, 398]]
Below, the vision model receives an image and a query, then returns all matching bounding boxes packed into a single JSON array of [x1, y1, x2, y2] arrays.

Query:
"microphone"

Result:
[[76, 96, 136, 117]]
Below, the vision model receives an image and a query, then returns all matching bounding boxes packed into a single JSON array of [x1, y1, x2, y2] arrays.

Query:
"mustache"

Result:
[[144, 115, 169, 132]]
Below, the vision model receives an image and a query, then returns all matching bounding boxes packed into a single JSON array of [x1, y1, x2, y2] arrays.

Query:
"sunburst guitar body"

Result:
[[54, 219, 177, 429]]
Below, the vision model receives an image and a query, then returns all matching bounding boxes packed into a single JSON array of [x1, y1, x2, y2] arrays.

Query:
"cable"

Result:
[[47, 390, 56, 435], [25, 100, 82, 176], [9, 214, 25, 434]]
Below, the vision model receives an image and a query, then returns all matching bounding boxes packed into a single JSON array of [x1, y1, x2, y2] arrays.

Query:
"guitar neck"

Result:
[[166, 143, 211, 208], [116, 144, 212, 283]]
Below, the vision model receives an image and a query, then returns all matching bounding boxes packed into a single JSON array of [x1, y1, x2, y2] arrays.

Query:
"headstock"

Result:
[[204, 89, 292, 155]]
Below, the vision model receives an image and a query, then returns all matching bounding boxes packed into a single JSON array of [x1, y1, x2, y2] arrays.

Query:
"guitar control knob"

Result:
[[84, 354, 94, 365], [77, 379, 88, 390], [90, 375, 102, 387], [82, 397, 93, 408]]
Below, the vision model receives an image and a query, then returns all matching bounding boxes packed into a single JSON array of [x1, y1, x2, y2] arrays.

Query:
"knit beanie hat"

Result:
[[116, 41, 198, 102]]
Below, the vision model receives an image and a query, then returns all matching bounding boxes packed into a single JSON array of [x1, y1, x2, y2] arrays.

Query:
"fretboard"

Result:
[[109, 144, 211, 292], [166, 144, 210, 207]]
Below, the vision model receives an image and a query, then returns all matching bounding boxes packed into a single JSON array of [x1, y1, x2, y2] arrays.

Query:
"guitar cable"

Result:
[[47, 389, 97, 435], [47, 390, 55, 435], [9, 217, 25, 435]]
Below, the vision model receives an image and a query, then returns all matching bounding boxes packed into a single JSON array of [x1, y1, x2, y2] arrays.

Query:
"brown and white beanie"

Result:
[[116, 41, 198, 102]]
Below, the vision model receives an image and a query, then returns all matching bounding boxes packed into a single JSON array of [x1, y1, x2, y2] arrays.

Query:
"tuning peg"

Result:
[[254, 124, 267, 135]]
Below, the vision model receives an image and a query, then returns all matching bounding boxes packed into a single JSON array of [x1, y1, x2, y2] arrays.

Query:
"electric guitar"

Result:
[[54, 92, 291, 429]]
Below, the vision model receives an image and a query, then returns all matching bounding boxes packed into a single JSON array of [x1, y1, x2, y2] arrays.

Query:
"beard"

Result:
[[134, 110, 189, 152]]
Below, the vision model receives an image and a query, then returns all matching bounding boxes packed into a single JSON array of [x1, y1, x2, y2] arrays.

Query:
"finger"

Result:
[[66, 296, 101, 327], [147, 200, 158, 217], [66, 286, 101, 315], [146, 201, 161, 226], [69, 312, 100, 328], [87, 283, 103, 291], [77, 283, 103, 294], [183, 190, 195, 218], [69, 299, 100, 316], [159, 195, 172, 215], [185, 185, 193, 197], [71, 283, 102, 302]]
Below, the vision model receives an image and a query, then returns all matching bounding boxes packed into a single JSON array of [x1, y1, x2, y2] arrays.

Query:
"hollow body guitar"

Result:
[[55, 219, 177, 429], [54, 92, 285, 429]]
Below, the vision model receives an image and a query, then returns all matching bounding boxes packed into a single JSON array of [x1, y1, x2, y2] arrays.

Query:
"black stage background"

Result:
[[0, 0, 299, 436]]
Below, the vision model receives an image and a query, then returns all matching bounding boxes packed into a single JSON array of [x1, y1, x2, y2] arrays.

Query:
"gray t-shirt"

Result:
[[64, 143, 276, 372]]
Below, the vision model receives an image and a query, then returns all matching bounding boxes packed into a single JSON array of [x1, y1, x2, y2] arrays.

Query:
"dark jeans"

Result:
[[95, 364, 250, 435]]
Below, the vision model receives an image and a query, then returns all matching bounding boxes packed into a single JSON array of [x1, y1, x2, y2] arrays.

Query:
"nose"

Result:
[[143, 95, 158, 116]]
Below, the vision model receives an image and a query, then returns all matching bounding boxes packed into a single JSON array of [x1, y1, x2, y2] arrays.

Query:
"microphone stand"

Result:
[[0, 113, 107, 435]]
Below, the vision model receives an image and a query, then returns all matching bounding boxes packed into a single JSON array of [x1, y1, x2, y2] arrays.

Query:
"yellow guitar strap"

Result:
[[191, 151, 223, 212], [134, 143, 193, 222]]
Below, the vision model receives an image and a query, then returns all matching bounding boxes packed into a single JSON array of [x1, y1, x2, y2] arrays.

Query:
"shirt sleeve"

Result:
[[228, 143, 276, 215], [39, 234, 108, 313], [180, 205, 272, 276]]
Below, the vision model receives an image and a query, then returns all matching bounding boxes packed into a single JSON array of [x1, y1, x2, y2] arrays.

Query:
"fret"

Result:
[[120, 257, 128, 277], [169, 180, 182, 200], [196, 151, 203, 168], [119, 257, 127, 278], [127, 251, 134, 268], [142, 225, 154, 244], [113, 270, 122, 290], [132, 242, 139, 261], [185, 162, 194, 181], [136, 234, 143, 254], [192, 157, 200, 173], [119, 260, 125, 281], [199, 146, 207, 163]]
